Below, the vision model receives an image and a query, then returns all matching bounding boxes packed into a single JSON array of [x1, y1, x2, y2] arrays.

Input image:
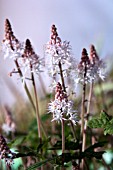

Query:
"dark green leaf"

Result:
[[26, 158, 55, 170], [84, 141, 107, 152], [48, 140, 81, 150], [8, 136, 26, 147]]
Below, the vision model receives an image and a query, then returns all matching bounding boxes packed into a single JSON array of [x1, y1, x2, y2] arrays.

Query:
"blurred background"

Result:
[[0, 0, 113, 105], [0, 1, 113, 169]]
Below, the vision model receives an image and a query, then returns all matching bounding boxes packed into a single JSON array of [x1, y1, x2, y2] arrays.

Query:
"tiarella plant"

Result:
[[1, 19, 112, 170], [45, 24, 76, 92]]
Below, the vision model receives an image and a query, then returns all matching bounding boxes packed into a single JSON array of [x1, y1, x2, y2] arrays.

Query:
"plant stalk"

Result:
[[62, 119, 65, 153], [15, 60, 57, 156], [81, 63, 87, 170], [82, 82, 93, 151], [58, 61, 66, 169], [14, 59, 35, 110], [58, 61, 66, 92], [30, 66, 42, 141], [30, 66, 44, 170]]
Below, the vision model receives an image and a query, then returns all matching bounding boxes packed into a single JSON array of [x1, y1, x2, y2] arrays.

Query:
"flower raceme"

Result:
[[89, 44, 106, 81], [72, 46, 106, 85], [18, 39, 43, 76], [48, 82, 78, 124], [2, 19, 24, 59], [2, 19, 43, 79], [45, 24, 75, 78]]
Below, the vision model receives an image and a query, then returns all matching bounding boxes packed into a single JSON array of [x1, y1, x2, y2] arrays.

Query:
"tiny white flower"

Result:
[[69, 113, 79, 125]]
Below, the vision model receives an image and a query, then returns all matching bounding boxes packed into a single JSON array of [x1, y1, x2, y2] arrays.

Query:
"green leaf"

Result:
[[26, 158, 55, 170], [88, 111, 113, 135], [84, 141, 107, 152], [8, 136, 26, 147], [82, 151, 105, 159], [48, 140, 81, 150], [15, 151, 38, 158]]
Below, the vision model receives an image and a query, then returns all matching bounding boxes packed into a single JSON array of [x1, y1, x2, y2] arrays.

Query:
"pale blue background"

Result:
[[0, 0, 113, 104]]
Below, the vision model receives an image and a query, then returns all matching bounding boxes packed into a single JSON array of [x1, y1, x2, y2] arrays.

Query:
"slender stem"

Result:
[[81, 63, 87, 142], [30, 67, 44, 170], [58, 62, 65, 169], [81, 64, 87, 170], [70, 121, 77, 140], [15, 59, 48, 138], [81, 82, 86, 138], [82, 82, 93, 151], [30, 67, 42, 141], [58, 61, 78, 163], [58, 61, 66, 154], [15, 60, 57, 155], [62, 119, 65, 154], [61, 119, 65, 170], [58, 62, 66, 92], [14, 59, 35, 111]]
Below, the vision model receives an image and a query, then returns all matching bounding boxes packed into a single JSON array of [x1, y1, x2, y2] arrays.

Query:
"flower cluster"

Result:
[[89, 44, 106, 81], [2, 19, 24, 59], [0, 135, 16, 167], [48, 82, 78, 124], [45, 25, 75, 78], [2, 19, 43, 78], [72, 45, 105, 85], [18, 39, 43, 76]]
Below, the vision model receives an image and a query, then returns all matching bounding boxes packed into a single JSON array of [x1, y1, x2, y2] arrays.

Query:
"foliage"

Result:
[[1, 19, 113, 170], [88, 110, 113, 135]]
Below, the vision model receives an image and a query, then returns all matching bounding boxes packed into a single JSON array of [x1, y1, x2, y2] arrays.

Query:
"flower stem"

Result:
[[30, 67, 42, 141], [81, 82, 86, 139], [15, 60, 56, 156], [58, 61, 66, 92], [82, 82, 93, 151], [14, 59, 35, 111], [62, 119, 65, 170], [30, 67, 44, 170], [58, 61, 66, 168], [81, 64, 87, 170], [62, 119, 65, 153]]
